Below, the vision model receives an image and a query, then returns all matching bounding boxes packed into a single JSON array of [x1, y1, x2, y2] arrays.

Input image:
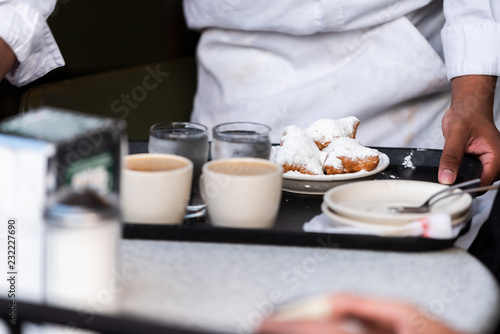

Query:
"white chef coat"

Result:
[[184, 0, 500, 144], [184, 0, 500, 249], [0, 0, 64, 86]]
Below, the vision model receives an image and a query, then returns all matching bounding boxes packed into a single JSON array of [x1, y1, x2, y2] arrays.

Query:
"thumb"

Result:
[[439, 133, 467, 185]]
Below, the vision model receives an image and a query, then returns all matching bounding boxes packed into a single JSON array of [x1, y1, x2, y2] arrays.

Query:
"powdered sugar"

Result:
[[402, 152, 416, 169], [321, 151, 343, 170], [304, 117, 360, 144], [323, 137, 380, 159], [275, 125, 324, 175]]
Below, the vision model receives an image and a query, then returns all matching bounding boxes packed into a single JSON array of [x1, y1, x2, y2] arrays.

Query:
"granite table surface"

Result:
[[118, 239, 500, 334]]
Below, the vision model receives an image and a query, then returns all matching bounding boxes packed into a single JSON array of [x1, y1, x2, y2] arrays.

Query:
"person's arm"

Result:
[[0, 0, 64, 86], [0, 37, 16, 81], [439, 75, 500, 186], [438, 0, 500, 185]]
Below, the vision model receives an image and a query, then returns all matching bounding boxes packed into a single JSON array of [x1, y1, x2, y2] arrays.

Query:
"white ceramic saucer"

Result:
[[323, 180, 472, 225], [321, 203, 469, 236]]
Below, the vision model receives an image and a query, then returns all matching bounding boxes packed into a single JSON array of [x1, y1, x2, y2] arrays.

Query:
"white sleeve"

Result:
[[442, 0, 500, 79], [183, 0, 433, 35], [0, 0, 64, 86]]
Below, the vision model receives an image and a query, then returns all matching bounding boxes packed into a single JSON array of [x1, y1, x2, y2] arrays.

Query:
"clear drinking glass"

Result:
[[149, 122, 209, 217], [211, 122, 272, 160]]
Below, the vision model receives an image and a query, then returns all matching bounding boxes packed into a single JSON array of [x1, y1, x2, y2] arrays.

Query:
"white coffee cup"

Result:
[[120, 153, 193, 224], [201, 158, 282, 229]]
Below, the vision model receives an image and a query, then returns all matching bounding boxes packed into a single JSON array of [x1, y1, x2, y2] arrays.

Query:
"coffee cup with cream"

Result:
[[201, 158, 282, 229], [120, 153, 193, 224]]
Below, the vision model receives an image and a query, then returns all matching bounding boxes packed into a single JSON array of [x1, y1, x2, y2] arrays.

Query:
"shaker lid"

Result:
[[45, 189, 119, 227]]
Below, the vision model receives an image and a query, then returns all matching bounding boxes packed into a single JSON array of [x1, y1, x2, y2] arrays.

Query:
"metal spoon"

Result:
[[389, 179, 498, 214]]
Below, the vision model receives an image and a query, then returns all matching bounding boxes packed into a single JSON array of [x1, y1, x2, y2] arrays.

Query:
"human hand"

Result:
[[439, 75, 500, 186], [0, 37, 16, 82], [256, 294, 463, 334]]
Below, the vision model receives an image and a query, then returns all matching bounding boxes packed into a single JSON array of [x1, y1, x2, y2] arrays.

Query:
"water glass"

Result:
[[149, 122, 209, 214], [211, 122, 271, 160]]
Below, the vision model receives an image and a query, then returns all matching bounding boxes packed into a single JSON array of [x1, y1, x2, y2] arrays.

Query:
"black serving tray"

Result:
[[123, 141, 481, 252]]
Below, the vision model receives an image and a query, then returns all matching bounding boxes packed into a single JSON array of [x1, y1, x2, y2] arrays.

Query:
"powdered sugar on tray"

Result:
[[402, 151, 414, 169]]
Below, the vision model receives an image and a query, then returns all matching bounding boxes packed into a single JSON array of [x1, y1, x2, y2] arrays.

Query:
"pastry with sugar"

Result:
[[275, 125, 323, 175], [322, 137, 380, 174], [304, 117, 360, 150], [320, 150, 344, 175]]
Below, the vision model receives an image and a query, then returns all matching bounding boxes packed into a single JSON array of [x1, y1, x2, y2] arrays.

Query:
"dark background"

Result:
[[0, 0, 200, 120]]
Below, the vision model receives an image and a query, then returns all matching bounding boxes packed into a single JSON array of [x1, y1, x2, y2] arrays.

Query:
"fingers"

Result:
[[479, 161, 498, 187], [258, 294, 426, 334], [474, 145, 500, 186], [256, 294, 462, 334], [256, 294, 403, 334], [441, 116, 500, 186], [328, 295, 463, 334], [328, 294, 410, 330], [438, 140, 466, 185]]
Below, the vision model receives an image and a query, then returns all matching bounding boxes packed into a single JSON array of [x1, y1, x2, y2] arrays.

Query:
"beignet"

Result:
[[322, 137, 380, 174], [275, 125, 323, 175], [304, 117, 360, 150]]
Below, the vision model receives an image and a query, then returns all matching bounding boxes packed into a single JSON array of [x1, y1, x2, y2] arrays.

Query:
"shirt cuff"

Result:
[[0, 2, 64, 86], [442, 23, 500, 80]]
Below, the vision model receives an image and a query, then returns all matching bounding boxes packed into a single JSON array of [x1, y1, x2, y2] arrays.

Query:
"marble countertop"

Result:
[[118, 240, 500, 334]]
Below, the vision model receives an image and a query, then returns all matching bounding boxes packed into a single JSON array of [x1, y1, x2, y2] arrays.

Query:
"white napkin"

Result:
[[303, 213, 460, 239]]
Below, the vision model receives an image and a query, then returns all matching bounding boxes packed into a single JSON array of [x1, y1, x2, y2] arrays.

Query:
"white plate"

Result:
[[321, 203, 469, 236], [321, 203, 416, 236], [281, 152, 390, 195], [323, 180, 473, 225]]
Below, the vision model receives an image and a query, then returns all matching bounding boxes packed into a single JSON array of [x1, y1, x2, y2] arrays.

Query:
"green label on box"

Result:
[[66, 152, 114, 193]]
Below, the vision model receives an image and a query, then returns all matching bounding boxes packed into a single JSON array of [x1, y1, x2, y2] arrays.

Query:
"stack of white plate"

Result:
[[321, 180, 473, 237]]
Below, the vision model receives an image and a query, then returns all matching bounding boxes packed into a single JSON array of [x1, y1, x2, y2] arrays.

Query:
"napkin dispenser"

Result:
[[0, 107, 127, 304]]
